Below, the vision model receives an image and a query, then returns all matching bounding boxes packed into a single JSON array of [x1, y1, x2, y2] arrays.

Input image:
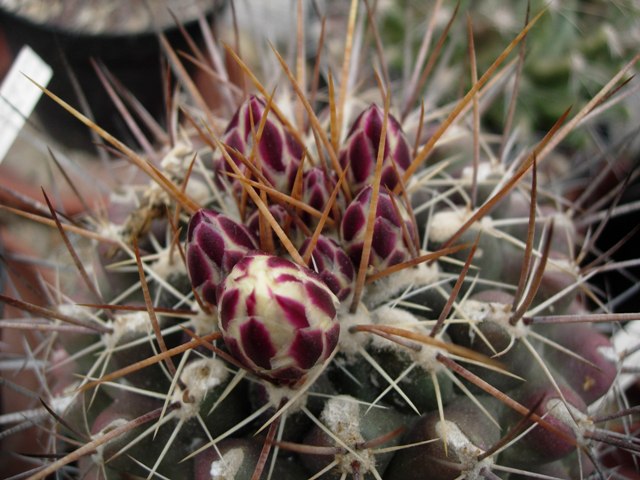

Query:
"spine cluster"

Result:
[[1, 3, 638, 479]]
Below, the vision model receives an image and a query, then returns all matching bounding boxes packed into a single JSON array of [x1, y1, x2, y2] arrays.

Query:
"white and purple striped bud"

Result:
[[212, 95, 304, 194], [186, 209, 258, 308], [300, 235, 355, 302], [340, 186, 418, 271], [301, 167, 342, 226], [217, 253, 340, 386], [339, 104, 412, 195], [245, 204, 304, 249]]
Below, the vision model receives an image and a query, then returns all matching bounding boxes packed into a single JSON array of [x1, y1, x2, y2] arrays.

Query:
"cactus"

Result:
[[1, 2, 639, 479]]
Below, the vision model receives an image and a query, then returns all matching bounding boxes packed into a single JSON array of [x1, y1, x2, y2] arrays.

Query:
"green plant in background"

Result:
[[0, 1, 639, 479], [380, 0, 640, 138]]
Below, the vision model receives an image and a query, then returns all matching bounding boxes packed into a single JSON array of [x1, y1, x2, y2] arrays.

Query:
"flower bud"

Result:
[[186, 209, 258, 307], [300, 235, 355, 301], [339, 104, 412, 195], [340, 186, 418, 271], [301, 167, 342, 227], [244, 203, 305, 250], [213, 95, 304, 195], [217, 253, 340, 386]]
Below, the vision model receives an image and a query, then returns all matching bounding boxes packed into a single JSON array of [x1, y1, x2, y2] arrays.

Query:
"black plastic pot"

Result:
[[0, 1, 225, 151]]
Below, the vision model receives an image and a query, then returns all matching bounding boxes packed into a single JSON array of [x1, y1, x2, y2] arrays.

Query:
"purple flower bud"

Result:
[[339, 104, 412, 195], [301, 167, 342, 227], [217, 252, 340, 386], [186, 209, 258, 308], [244, 204, 304, 250], [212, 96, 304, 195], [300, 235, 355, 301], [340, 186, 418, 271]]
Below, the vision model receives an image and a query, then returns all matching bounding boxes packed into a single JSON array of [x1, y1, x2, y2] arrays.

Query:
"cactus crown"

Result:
[[1, 2, 639, 479]]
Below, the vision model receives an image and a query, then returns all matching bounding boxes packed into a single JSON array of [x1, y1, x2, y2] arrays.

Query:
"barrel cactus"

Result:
[[1, 2, 639, 479]]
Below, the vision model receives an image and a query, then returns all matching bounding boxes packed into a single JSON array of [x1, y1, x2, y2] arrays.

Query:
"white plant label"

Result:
[[612, 320, 640, 391], [0, 45, 53, 163]]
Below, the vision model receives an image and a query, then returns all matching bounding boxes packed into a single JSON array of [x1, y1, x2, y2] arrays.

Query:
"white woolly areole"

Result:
[[461, 162, 502, 184], [188, 178, 211, 205], [372, 307, 445, 372], [428, 209, 472, 244], [57, 303, 99, 332], [459, 299, 510, 324], [103, 312, 150, 348], [191, 309, 219, 336], [57, 303, 94, 320], [142, 182, 171, 211], [175, 358, 229, 420], [159, 142, 215, 203], [143, 139, 207, 215], [181, 358, 229, 402], [338, 309, 374, 359], [160, 142, 193, 175], [8, 383, 77, 430], [263, 381, 308, 412], [151, 247, 188, 281], [365, 260, 440, 307], [428, 210, 493, 247], [435, 420, 494, 479], [184, 177, 211, 206], [209, 447, 244, 479], [459, 299, 529, 340], [159, 141, 211, 205], [373, 306, 425, 331], [321, 396, 374, 475], [92, 418, 129, 464], [97, 220, 124, 243], [51, 390, 75, 416]]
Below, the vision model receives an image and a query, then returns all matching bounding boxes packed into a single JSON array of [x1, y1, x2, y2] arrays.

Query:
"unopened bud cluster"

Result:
[[186, 97, 419, 386]]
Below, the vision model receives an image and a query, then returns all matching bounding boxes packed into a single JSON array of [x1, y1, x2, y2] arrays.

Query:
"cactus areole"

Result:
[[217, 252, 341, 386]]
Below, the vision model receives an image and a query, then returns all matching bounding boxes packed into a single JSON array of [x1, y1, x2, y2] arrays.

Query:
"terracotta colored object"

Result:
[[0, 0, 226, 150]]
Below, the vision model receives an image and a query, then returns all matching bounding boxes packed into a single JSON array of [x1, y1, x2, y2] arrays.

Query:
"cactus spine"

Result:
[[1, 2, 639, 479]]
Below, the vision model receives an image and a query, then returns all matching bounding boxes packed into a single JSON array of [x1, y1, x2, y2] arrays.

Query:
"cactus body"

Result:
[[2, 2, 638, 479]]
